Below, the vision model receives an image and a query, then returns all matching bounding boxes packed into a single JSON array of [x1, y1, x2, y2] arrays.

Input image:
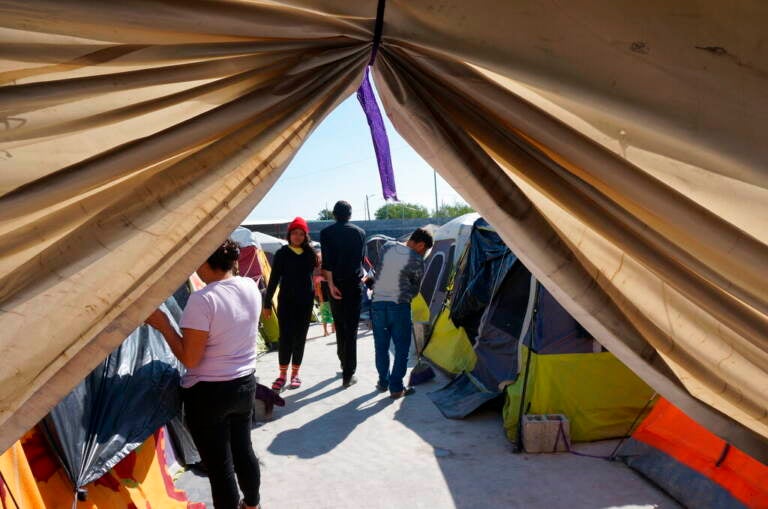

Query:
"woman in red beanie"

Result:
[[264, 217, 318, 391]]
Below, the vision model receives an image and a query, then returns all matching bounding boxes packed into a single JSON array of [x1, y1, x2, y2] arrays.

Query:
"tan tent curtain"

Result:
[[1, 0, 766, 460], [0, 0, 371, 450], [373, 45, 767, 458]]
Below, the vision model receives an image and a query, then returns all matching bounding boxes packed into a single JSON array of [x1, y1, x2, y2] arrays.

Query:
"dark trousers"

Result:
[[184, 374, 260, 509], [330, 280, 362, 381], [277, 296, 313, 366]]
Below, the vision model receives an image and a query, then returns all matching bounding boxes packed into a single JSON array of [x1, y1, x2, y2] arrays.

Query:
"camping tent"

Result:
[[232, 227, 280, 345], [0, 294, 199, 507], [419, 213, 487, 371], [419, 213, 479, 324], [39, 297, 183, 497], [17, 427, 203, 508], [0, 1, 765, 461], [0, 439, 46, 508], [426, 219, 655, 445], [365, 234, 394, 270], [619, 398, 768, 509], [232, 226, 266, 283], [396, 223, 440, 243], [251, 231, 288, 265]]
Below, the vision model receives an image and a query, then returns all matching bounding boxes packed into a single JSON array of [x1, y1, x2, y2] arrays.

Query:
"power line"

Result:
[[280, 141, 413, 181], [281, 157, 373, 180]]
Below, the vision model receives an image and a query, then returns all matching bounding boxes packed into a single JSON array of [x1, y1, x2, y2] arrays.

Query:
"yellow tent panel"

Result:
[[423, 308, 477, 375], [503, 346, 656, 443], [411, 293, 430, 323]]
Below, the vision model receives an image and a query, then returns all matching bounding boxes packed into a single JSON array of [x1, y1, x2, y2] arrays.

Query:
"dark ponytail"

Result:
[[207, 239, 240, 272]]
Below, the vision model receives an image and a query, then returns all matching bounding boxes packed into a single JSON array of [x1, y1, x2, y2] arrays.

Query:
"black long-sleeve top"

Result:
[[264, 246, 316, 310], [320, 221, 366, 284]]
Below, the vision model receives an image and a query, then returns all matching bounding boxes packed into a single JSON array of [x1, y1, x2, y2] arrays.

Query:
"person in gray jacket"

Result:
[[368, 228, 433, 398]]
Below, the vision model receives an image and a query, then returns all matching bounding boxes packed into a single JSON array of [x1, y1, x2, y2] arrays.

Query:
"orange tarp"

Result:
[[21, 427, 203, 509], [633, 399, 768, 508], [0, 440, 46, 508]]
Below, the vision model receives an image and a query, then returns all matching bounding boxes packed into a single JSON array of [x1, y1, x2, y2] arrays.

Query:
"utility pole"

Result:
[[433, 168, 439, 218], [365, 194, 376, 221]]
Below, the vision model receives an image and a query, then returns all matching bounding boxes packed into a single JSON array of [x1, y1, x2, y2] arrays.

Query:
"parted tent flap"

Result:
[[0, 1, 766, 460]]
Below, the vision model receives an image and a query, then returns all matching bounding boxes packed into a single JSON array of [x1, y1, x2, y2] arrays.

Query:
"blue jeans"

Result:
[[372, 301, 412, 393]]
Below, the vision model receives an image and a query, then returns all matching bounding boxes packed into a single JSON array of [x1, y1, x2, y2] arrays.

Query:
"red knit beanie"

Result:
[[288, 216, 309, 234]]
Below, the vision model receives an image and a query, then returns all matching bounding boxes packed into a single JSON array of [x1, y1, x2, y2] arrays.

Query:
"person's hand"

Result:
[[145, 309, 169, 331], [262, 308, 272, 319], [330, 285, 342, 300]]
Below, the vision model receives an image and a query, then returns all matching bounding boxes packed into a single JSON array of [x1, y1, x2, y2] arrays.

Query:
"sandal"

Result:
[[288, 376, 301, 389], [271, 377, 286, 392]]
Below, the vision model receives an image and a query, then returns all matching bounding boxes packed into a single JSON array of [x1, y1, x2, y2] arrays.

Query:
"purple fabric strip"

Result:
[[356, 67, 397, 201]]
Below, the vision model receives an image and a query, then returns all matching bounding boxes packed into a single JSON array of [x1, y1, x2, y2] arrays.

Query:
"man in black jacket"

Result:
[[320, 201, 366, 387]]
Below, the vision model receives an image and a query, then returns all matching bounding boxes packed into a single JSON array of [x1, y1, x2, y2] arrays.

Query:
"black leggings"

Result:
[[184, 375, 260, 509], [277, 297, 314, 366]]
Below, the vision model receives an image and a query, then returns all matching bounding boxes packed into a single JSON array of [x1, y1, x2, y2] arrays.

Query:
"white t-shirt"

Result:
[[179, 276, 261, 388]]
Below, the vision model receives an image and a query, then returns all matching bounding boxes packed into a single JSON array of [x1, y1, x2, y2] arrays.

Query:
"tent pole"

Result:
[[608, 392, 658, 460], [433, 168, 439, 217], [0, 469, 21, 509], [514, 284, 539, 453]]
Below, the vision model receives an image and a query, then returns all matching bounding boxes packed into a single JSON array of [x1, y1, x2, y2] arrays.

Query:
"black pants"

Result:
[[184, 374, 260, 509], [330, 280, 362, 381], [277, 296, 313, 366]]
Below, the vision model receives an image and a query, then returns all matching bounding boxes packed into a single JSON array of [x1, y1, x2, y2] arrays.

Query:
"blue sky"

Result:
[[245, 92, 466, 223]]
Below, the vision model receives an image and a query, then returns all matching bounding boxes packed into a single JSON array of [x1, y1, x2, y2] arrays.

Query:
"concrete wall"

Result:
[[244, 217, 453, 241]]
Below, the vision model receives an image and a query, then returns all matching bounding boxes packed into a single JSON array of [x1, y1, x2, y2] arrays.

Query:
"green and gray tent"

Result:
[[426, 218, 654, 444]]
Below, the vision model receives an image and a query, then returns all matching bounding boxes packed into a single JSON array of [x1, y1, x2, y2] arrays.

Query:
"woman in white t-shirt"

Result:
[[147, 239, 261, 509]]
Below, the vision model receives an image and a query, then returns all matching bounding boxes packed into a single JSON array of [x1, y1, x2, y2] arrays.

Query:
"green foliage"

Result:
[[436, 202, 474, 218], [374, 202, 430, 220], [317, 208, 335, 220]]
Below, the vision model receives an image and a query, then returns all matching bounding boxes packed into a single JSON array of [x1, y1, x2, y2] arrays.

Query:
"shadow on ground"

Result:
[[177, 325, 676, 509], [268, 389, 391, 458], [389, 371, 677, 509], [259, 375, 342, 422]]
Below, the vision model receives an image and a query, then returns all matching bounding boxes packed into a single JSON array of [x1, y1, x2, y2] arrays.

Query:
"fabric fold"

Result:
[[0, 6, 369, 446], [373, 47, 768, 461], [0, 0, 765, 464]]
